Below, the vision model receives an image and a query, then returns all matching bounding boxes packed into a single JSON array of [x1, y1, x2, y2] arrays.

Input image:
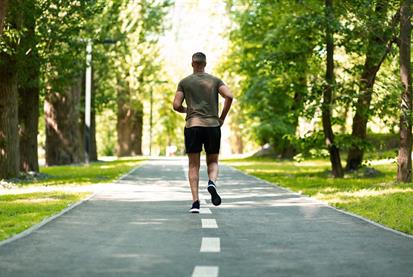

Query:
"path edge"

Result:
[[0, 192, 96, 247], [226, 165, 413, 240], [0, 164, 142, 247]]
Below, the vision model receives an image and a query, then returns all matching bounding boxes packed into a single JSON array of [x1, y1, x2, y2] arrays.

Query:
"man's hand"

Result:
[[219, 118, 224, 126], [173, 90, 186, 113]]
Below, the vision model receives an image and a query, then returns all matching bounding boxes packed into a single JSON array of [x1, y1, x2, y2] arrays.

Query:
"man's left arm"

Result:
[[218, 85, 233, 126], [173, 90, 187, 113]]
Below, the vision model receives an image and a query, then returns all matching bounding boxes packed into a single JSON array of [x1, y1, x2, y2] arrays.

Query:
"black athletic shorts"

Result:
[[184, 126, 221, 154]]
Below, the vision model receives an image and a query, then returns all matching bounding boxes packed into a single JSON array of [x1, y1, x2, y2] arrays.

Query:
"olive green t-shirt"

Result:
[[177, 72, 225, 128]]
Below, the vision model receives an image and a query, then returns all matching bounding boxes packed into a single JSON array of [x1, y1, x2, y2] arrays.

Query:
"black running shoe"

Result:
[[189, 200, 200, 213], [207, 180, 221, 206]]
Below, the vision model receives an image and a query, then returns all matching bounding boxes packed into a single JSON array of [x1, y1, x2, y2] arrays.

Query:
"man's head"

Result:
[[192, 52, 206, 71]]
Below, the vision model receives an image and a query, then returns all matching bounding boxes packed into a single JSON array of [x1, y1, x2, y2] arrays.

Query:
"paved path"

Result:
[[0, 158, 412, 277]]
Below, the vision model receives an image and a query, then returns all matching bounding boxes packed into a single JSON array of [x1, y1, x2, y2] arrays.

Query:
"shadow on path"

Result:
[[0, 158, 412, 277]]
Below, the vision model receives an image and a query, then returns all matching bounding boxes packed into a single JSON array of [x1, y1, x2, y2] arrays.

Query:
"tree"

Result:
[[18, 0, 40, 172], [39, 1, 104, 165], [0, 0, 20, 179], [345, 0, 400, 170], [397, 0, 411, 182], [322, 0, 343, 177], [0, 0, 7, 34], [114, 0, 170, 157], [223, 0, 320, 158]]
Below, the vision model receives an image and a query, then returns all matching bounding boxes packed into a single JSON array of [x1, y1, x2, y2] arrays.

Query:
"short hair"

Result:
[[192, 52, 206, 65]]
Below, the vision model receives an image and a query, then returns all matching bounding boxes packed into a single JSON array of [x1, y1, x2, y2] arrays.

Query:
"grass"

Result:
[[0, 157, 144, 241], [14, 157, 144, 187], [0, 192, 88, 241], [223, 157, 413, 235]]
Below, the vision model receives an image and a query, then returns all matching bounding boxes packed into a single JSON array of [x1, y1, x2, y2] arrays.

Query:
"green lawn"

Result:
[[0, 192, 88, 241], [0, 157, 143, 241], [224, 157, 413, 235], [15, 157, 144, 187]]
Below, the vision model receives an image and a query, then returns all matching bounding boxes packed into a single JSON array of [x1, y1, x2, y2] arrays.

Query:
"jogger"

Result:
[[173, 52, 233, 213]]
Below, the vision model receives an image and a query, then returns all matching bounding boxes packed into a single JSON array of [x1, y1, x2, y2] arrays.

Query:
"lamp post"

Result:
[[148, 80, 168, 156], [84, 39, 117, 163], [84, 40, 92, 163], [149, 87, 153, 156]]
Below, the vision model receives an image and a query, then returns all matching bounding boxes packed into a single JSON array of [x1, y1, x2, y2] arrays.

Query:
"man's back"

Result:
[[178, 72, 224, 128], [173, 52, 233, 213]]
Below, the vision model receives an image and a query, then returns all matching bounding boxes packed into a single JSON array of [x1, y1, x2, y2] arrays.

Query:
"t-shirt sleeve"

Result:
[[177, 80, 184, 92], [216, 78, 225, 89]]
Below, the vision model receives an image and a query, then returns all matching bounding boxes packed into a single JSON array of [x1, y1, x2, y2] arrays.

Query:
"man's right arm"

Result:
[[218, 85, 233, 126], [173, 90, 187, 113]]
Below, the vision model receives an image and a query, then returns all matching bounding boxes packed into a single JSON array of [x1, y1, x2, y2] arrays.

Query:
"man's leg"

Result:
[[188, 152, 201, 202], [206, 153, 221, 206], [206, 153, 219, 182]]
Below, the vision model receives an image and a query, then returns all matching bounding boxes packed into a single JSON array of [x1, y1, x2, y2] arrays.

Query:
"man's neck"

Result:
[[193, 69, 205, 74]]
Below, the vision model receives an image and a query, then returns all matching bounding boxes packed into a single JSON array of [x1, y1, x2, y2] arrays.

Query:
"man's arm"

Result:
[[218, 85, 233, 126], [173, 90, 187, 113]]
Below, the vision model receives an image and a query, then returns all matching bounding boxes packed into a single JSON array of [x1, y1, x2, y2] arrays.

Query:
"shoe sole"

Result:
[[189, 208, 200, 213], [208, 185, 221, 206]]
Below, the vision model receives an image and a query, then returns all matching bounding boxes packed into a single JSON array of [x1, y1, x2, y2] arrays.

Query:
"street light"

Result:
[[84, 38, 117, 163], [149, 80, 168, 156], [84, 40, 92, 164]]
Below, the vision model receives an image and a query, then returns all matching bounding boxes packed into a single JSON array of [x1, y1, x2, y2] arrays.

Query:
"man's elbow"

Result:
[[172, 102, 180, 111], [226, 94, 234, 101]]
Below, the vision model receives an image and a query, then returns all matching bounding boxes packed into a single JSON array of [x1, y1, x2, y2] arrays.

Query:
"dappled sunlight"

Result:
[[11, 198, 59, 203], [299, 205, 322, 219], [225, 157, 413, 234], [293, 160, 331, 167], [315, 187, 413, 204], [89, 159, 328, 213]]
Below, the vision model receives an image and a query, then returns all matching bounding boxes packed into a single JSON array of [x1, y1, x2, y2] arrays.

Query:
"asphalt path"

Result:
[[0, 158, 412, 277]]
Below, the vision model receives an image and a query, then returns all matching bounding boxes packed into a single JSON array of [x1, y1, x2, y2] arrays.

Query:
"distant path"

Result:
[[0, 158, 412, 277]]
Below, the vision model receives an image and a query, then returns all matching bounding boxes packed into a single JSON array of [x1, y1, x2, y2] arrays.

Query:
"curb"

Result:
[[0, 164, 142, 247], [117, 165, 141, 181], [225, 164, 413, 240], [0, 192, 96, 247]]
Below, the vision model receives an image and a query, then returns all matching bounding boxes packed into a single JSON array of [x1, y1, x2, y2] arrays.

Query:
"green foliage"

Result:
[[222, 0, 325, 147], [153, 81, 184, 155], [89, 0, 173, 154], [36, 0, 107, 92], [222, 0, 403, 164]]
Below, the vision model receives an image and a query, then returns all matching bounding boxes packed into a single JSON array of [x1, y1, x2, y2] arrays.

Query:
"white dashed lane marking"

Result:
[[200, 237, 220, 253], [202, 218, 218, 229], [200, 208, 212, 214], [192, 266, 219, 277]]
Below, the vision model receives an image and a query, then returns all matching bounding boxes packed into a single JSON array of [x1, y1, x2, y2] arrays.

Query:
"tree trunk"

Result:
[[18, 79, 39, 172], [45, 78, 84, 165], [230, 118, 244, 154], [281, 66, 307, 159], [322, 0, 343, 178], [90, 105, 98, 161], [0, 53, 19, 179], [0, 0, 8, 34], [397, 0, 412, 182], [346, 1, 398, 170], [0, 2, 19, 179], [116, 92, 143, 156], [131, 107, 143, 155], [18, 3, 39, 172], [90, 70, 98, 161]]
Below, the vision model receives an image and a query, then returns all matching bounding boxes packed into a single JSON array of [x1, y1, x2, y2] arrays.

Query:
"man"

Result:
[[173, 52, 233, 213]]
